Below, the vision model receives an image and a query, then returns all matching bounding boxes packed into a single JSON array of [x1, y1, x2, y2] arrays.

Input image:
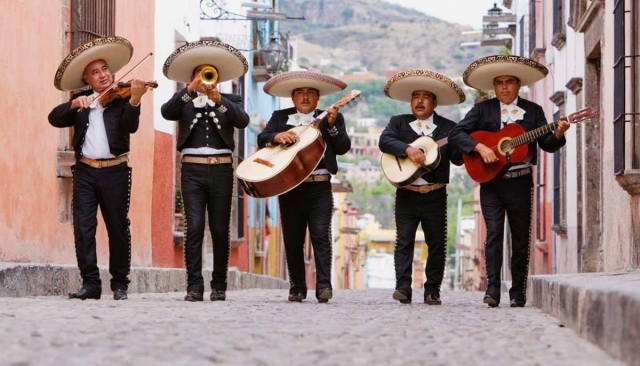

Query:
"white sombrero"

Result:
[[54, 36, 133, 91], [384, 69, 466, 105], [463, 55, 549, 90], [163, 40, 248, 83], [263, 70, 347, 97]]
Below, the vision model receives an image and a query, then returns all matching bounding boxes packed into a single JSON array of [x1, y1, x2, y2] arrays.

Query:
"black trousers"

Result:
[[480, 173, 533, 302], [394, 187, 447, 297], [72, 162, 132, 291], [278, 180, 333, 298], [181, 162, 233, 293]]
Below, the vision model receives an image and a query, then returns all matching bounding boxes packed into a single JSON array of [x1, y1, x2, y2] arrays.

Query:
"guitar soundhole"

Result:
[[499, 140, 513, 154]]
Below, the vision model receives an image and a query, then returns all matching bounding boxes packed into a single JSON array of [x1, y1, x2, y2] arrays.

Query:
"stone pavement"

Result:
[[0, 290, 620, 366]]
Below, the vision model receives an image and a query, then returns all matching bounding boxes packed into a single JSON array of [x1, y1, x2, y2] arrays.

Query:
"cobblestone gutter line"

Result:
[[0, 263, 289, 297], [529, 271, 640, 366]]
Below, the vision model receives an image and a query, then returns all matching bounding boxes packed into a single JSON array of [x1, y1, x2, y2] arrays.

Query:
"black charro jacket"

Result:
[[379, 112, 462, 184], [161, 87, 249, 151], [48, 89, 140, 159]]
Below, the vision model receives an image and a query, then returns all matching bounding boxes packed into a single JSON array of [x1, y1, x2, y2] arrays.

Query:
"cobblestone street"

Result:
[[0, 289, 619, 366]]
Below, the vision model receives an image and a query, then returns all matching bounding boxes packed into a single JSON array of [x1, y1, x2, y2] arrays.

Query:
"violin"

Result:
[[98, 80, 158, 106]]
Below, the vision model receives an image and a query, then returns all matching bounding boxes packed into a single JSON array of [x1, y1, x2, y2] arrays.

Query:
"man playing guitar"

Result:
[[448, 55, 570, 308], [379, 69, 466, 305], [257, 70, 351, 303]]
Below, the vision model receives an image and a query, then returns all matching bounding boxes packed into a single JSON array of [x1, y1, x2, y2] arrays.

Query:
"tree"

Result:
[[341, 7, 354, 23]]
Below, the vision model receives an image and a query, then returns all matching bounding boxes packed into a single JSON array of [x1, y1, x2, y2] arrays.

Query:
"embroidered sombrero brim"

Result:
[[163, 40, 248, 84], [463, 55, 549, 90], [54, 36, 133, 91], [384, 69, 466, 106], [263, 71, 347, 97]]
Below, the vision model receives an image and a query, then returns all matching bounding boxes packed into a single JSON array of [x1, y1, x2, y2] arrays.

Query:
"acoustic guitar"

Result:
[[235, 90, 362, 198], [381, 136, 449, 188], [462, 107, 596, 183]]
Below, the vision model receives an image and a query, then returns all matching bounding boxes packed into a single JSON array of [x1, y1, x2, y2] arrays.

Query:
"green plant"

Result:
[[175, 188, 184, 214]]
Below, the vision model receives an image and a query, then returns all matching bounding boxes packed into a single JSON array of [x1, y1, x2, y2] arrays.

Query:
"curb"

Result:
[[528, 271, 640, 365], [0, 263, 289, 297]]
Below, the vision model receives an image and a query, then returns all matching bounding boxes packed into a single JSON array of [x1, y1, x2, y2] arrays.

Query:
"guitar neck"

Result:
[[511, 121, 559, 147], [311, 110, 328, 127]]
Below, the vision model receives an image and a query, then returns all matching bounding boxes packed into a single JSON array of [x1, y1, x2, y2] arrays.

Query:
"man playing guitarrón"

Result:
[[257, 70, 351, 303], [379, 69, 465, 305], [448, 55, 570, 308]]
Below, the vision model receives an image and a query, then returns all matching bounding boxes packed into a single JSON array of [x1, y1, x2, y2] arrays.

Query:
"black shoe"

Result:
[[113, 289, 128, 300], [483, 294, 499, 308], [392, 289, 411, 304], [317, 288, 333, 303], [68, 288, 101, 300], [424, 294, 442, 305], [510, 299, 525, 307], [210, 289, 226, 301], [288, 292, 305, 302], [184, 290, 203, 302]]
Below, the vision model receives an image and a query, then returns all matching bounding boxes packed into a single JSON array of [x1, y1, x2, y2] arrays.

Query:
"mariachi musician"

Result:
[[448, 55, 570, 308], [379, 69, 465, 305], [257, 70, 351, 303], [48, 36, 152, 301], [161, 40, 249, 302]]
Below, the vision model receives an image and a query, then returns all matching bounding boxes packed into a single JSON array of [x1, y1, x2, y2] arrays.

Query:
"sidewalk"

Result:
[[529, 271, 640, 366], [0, 262, 288, 297]]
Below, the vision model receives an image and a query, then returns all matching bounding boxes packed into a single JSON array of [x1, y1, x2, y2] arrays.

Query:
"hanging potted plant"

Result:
[[175, 188, 185, 231]]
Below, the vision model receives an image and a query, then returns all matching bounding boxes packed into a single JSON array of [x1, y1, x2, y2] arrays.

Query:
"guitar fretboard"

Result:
[[511, 122, 559, 147]]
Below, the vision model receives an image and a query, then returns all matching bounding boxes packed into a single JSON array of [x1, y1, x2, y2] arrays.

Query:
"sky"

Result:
[[381, 0, 500, 29]]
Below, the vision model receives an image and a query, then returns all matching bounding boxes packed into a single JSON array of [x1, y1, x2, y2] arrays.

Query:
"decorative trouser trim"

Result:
[[393, 188, 448, 295], [480, 175, 534, 302], [278, 181, 333, 297], [181, 163, 233, 293], [71, 162, 132, 292]]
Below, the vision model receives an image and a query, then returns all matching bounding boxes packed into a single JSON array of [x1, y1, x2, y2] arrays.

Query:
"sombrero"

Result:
[[163, 40, 248, 83], [384, 69, 466, 105], [263, 70, 347, 97], [463, 55, 549, 90], [54, 36, 133, 91]]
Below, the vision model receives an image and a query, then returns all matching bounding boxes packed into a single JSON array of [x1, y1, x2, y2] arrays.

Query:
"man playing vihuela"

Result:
[[379, 69, 465, 305]]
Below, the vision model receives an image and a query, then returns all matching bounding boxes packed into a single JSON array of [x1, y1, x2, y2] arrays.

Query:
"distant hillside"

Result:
[[279, 0, 502, 122], [280, 0, 500, 78]]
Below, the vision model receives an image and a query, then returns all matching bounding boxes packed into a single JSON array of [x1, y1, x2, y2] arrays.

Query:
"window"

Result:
[[613, 0, 640, 174], [519, 16, 526, 57], [552, 111, 567, 235], [535, 146, 546, 242], [71, 0, 116, 47], [529, 0, 537, 56], [551, 0, 567, 50], [232, 75, 246, 242]]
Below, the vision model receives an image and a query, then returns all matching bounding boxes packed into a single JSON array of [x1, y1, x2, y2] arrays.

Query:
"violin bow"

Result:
[[78, 52, 154, 111]]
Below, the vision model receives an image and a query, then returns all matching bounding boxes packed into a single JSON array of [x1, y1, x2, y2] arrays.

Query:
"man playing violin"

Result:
[[48, 36, 150, 300], [379, 70, 465, 305], [257, 70, 350, 303], [448, 55, 569, 308], [161, 40, 249, 302]]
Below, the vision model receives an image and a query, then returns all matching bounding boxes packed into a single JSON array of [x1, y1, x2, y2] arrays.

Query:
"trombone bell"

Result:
[[200, 66, 218, 85]]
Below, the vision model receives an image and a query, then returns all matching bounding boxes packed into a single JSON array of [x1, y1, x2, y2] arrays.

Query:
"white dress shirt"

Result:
[[82, 93, 114, 159], [499, 98, 531, 171]]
